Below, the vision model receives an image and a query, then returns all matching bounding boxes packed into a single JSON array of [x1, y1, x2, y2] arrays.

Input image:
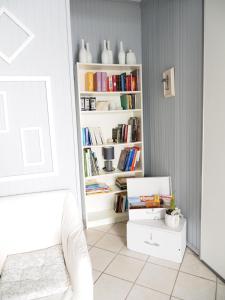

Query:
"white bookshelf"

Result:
[[76, 63, 144, 228]]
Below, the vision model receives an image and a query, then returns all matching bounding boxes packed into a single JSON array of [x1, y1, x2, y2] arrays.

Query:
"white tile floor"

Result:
[[85, 222, 225, 300]]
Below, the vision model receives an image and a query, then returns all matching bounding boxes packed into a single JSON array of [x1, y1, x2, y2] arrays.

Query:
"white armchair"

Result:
[[0, 190, 93, 300]]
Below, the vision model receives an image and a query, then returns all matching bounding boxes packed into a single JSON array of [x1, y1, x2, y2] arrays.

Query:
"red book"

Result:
[[112, 75, 117, 92], [126, 75, 132, 91]]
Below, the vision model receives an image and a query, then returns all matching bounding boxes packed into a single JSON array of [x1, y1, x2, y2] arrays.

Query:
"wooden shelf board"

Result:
[[77, 62, 141, 71], [86, 185, 127, 197], [79, 91, 141, 96], [85, 169, 143, 180], [87, 209, 128, 228], [83, 141, 142, 149], [81, 109, 142, 115]]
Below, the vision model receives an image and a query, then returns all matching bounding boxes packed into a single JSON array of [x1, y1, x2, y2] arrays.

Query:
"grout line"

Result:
[[124, 252, 149, 299], [215, 277, 218, 300], [170, 248, 185, 299], [178, 270, 217, 283]]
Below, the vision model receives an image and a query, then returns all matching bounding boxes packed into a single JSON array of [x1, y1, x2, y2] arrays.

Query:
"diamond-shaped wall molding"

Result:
[[0, 7, 34, 64]]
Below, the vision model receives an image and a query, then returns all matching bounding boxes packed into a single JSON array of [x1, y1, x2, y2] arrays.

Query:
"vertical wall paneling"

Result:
[[70, 0, 142, 64], [141, 0, 203, 252]]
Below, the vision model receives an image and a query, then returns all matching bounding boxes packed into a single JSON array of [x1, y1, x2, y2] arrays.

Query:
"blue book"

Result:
[[85, 128, 89, 145], [125, 149, 135, 171], [82, 128, 86, 146], [120, 73, 126, 91]]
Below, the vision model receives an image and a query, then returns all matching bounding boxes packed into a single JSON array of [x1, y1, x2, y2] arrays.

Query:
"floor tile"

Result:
[[180, 253, 216, 281], [185, 247, 196, 255], [85, 229, 105, 246], [94, 223, 113, 232], [93, 269, 101, 283], [94, 273, 132, 300], [127, 284, 170, 300], [137, 262, 177, 295], [89, 247, 115, 272], [105, 254, 145, 282], [148, 256, 180, 270], [95, 233, 126, 253], [173, 272, 216, 300], [217, 282, 225, 300], [109, 222, 127, 237], [119, 246, 148, 261]]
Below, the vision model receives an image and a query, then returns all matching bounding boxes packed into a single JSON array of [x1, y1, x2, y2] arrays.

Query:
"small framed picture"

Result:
[[163, 67, 175, 98]]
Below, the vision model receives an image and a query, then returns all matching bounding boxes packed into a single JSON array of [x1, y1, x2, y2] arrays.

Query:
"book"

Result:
[[120, 73, 126, 91], [101, 72, 107, 92], [85, 72, 94, 91], [94, 72, 101, 92]]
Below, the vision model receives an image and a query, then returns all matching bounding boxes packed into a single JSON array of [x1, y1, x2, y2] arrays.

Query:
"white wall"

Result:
[[201, 0, 225, 279]]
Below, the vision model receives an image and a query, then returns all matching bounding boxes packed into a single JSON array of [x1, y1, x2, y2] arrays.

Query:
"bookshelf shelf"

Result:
[[81, 109, 142, 115], [86, 185, 127, 197], [80, 91, 141, 96], [85, 168, 143, 180], [76, 63, 144, 228], [82, 141, 142, 149], [88, 210, 128, 227]]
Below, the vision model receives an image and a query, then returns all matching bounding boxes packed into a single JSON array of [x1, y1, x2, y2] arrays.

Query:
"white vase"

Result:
[[118, 41, 125, 65], [126, 49, 136, 65], [165, 214, 180, 229], [79, 39, 87, 63], [107, 40, 113, 64], [86, 42, 92, 63], [101, 40, 109, 64]]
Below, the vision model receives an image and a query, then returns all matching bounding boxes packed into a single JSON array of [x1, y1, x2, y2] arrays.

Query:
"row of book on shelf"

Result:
[[83, 145, 141, 177], [81, 94, 138, 111], [85, 177, 130, 195], [118, 146, 141, 172], [85, 69, 140, 92], [82, 117, 141, 146]]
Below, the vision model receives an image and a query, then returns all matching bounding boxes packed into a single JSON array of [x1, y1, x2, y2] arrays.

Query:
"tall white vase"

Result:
[[79, 39, 87, 63], [86, 42, 92, 63], [101, 40, 109, 64], [107, 40, 113, 64], [118, 41, 125, 65], [126, 49, 137, 65]]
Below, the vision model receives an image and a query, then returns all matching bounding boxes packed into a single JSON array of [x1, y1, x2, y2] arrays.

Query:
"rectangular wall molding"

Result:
[[20, 127, 45, 167], [0, 91, 9, 132]]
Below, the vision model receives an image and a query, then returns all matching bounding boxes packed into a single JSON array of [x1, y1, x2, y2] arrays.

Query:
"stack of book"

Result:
[[82, 127, 105, 146], [114, 193, 128, 213], [115, 176, 134, 190], [85, 69, 140, 92], [120, 94, 137, 110], [112, 117, 141, 143], [85, 182, 111, 195], [117, 146, 141, 172], [83, 149, 99, 177]]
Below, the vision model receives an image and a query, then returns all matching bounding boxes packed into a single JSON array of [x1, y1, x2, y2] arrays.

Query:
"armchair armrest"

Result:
[[63, 230, 93, 300]]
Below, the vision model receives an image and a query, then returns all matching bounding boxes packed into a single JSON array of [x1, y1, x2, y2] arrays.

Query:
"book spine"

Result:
[[94, 72, 102, 92], [85, 72, 94, 91], [101, 72, 107, 92], [107, 76, 113, 92], [84, 97, 90, 111], [112, 75, 117, 92]]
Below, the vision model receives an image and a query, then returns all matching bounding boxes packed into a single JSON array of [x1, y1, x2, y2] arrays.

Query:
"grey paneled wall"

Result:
[[70, 0, 142, 63], [141, 0, 203, 252]]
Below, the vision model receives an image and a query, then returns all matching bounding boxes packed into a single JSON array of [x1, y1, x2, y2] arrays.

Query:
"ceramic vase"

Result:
[[107, 40, 113, 64], [101, 40, 109, 64], [126, 49, 137, 65], [165, 213, 180, 229], [79, 39, 87, 63], [118, 41, 125, 65], [86, 42, 92, 63]]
